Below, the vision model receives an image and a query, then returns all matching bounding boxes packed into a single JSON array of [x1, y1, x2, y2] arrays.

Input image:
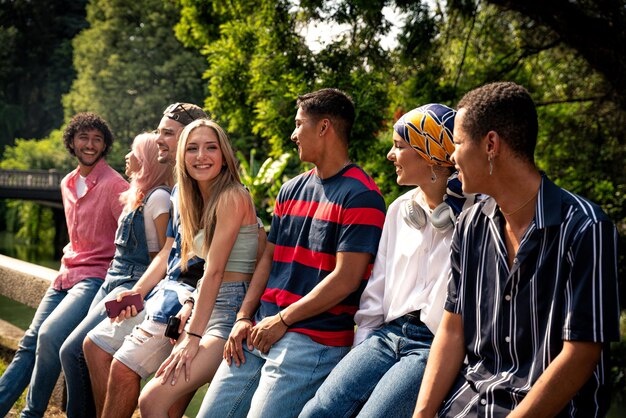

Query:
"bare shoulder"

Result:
[[217, 185, 255, 218]]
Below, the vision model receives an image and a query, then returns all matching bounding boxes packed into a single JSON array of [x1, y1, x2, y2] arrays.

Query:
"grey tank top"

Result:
[[192, 224, 258, 274]]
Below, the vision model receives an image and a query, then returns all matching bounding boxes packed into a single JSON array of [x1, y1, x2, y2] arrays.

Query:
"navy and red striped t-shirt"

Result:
[[255, 164, 386, 346]]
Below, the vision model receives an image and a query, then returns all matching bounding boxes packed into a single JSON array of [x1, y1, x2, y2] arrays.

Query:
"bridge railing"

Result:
[[0, 169, 63, 189]]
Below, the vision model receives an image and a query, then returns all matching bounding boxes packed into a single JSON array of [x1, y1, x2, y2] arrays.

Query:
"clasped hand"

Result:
[[250, 314, 288, 354]]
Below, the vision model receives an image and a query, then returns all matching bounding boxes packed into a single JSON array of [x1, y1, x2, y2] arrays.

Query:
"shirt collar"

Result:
[[535, 173, 562, 229], [69, 158, 109, 186], [481, 172, 561, 230]]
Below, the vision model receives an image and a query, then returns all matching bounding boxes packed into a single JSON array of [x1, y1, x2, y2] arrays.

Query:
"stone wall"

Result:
[[0, 254, 65, 410], [0, 254, 56, 308]]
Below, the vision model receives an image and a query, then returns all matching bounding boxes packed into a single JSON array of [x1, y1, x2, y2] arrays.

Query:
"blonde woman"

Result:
[[138, 119, 261, 417], [60, 132, 172, 417]]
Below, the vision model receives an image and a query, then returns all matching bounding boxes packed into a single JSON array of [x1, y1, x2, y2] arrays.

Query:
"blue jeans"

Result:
[[0, 278, 101, 418], [300, 317, 434, 418], [60, 200, 152, 418], [198, 331, 350, 418], [59, 272, 141, 417]]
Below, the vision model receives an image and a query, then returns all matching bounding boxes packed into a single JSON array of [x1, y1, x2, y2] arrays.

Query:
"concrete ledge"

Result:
[[0, 255, 65, 411], [0, 254, 56, 308]]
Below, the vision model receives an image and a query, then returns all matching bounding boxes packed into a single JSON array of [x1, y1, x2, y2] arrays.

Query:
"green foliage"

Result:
[[238, 150, 292, 225], [193, 0, 311, 157], [8, 200, 56, 250], [0, 132, 72, 249], [0, 0, 87, 149], [63, 0, 207, 150], [0, 131, 73, 172], [610, 313, 626, 406]]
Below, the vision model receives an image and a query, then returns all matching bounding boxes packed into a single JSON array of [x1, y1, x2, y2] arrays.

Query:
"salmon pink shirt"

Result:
[[54, 158, 129, 290]]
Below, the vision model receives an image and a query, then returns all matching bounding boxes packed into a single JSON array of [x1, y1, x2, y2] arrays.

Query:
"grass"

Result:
[[0, 359, 26, 416]]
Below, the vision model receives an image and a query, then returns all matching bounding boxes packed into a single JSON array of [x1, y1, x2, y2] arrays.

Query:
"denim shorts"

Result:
[[203, 280, 248, 340], [89, 280, 248, 379]]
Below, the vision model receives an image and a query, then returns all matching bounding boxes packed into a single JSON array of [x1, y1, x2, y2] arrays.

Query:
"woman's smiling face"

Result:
[[387, 132, 431, 186], [184, 126, 224, 187]]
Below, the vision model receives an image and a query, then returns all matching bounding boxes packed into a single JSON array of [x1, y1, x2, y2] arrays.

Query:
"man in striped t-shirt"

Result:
[[413, 82, 620, 418], [199, 88, 386, 417]]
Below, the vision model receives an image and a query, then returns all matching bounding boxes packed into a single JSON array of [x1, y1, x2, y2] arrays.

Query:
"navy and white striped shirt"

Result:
[[442, 175, 620, 417]]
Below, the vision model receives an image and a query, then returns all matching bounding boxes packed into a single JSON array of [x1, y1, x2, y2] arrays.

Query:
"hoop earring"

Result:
[[488, 155, 493, 176], [431, 166, 437, 183]]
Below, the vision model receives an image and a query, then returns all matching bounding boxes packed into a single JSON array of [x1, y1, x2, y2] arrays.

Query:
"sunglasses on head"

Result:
[[163, 102, 194, 124]]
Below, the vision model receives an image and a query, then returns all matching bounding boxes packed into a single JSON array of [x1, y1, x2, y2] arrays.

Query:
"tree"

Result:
[[63, 0, 207, 155], [0, 0, 88, 150], [176, 0, 403, 203], [485, 0, 626, 109]]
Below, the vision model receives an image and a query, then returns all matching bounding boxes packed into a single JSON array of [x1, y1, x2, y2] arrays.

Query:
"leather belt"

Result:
[[403, 310, 423, 325]]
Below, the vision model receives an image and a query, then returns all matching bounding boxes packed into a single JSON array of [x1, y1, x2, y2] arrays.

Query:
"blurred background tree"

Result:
[[62, 0, 208, 170], [0, 0, 88, 151]]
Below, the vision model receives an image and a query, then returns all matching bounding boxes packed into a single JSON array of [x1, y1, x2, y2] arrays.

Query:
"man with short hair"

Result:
[[0, 112, 129, 418], [198, 88, 387, 417], [413, 82, 620, 418], [60, 102, 207, 418], [156, 102, 207, 165], [79, 103, 207, 418]]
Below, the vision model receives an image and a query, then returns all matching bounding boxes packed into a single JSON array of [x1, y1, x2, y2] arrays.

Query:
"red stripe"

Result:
[[274, 245, 336, 271], [328, 304, 358, 316], [289, 328, 355, 346], [261, 288, 359, 316], [261, 287, 302, 306], [364, 263, 374, 279], [276, 199, 322, 219], [343, 167, 382, 194], [273, 199, 384, 228], [343, 207, 385, 227]]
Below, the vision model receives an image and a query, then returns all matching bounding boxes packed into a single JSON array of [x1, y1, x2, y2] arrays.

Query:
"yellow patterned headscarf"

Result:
[[393, 104, 456, 167]]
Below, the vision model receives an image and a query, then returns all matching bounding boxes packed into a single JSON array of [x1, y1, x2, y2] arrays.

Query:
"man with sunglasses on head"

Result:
[[156, 102, 208, 165], [59, 103, 207, 418]]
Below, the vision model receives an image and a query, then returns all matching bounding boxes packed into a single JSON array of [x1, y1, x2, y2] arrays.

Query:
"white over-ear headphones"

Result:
[[402, 192, 456, 233]]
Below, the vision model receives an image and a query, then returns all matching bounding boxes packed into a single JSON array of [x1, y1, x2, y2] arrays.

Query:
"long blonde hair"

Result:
[[119, 132, 173, 211], [176, 119, 244, 270]]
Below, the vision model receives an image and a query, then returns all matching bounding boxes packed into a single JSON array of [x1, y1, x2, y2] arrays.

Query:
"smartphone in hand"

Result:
[[164, 316, 182, 340], [105, 293, 144, 318]]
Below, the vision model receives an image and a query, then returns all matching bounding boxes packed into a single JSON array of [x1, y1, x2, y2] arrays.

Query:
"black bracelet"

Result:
[[235, 317, 253, 324], [278, 310, 290, 327], [184, 296, 195, 307], [187, 331, 203, 339]]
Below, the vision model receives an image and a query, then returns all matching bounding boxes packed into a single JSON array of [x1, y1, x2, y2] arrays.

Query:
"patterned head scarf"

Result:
[[393, 104, 456, 167]]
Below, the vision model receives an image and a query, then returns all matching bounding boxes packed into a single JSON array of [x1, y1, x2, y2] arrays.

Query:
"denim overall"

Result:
[[104, 187, 162, 289], [57, 186, 170, 418]]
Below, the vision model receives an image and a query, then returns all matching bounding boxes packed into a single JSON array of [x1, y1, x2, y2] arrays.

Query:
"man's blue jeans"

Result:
[[0, 278, 101, 418], [198, 331, 350, 418], [59, 275, 139, 417], [300, 316, 434, 418]]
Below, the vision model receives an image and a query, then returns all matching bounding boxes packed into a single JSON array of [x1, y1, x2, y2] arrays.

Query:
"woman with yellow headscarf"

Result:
[[301, 104, 475, 418]]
